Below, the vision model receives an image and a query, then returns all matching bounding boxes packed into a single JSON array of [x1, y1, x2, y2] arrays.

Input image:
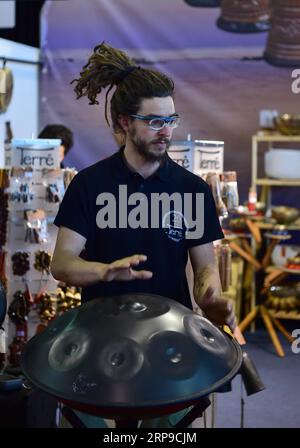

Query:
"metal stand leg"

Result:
[[173, 396, 211, 428], [61, 405, 87, 428]]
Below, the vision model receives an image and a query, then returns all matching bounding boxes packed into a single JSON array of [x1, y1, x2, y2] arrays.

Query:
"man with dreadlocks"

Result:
[[51, 43, 236, 428]]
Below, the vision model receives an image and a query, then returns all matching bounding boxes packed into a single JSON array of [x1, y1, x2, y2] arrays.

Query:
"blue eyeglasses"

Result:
[[129, 114, 180, 131]]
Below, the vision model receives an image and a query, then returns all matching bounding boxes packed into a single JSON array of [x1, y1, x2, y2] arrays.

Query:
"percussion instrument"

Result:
[[217, 0, 270, 33], [264, 0, 300, 67], [21, 293, 243, 426]]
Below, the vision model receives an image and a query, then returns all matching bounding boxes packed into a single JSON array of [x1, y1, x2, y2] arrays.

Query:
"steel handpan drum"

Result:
[[21, 294, 242, 418]]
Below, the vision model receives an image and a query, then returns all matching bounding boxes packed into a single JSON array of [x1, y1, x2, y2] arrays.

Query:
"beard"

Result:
[[129, 128, 171, 162]]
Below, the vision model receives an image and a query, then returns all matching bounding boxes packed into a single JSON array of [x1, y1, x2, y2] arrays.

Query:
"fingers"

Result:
[[226, 313, 237, 331], [131, 269, 153, 280], [128, 255, 147, 266], [109, 267, 153, 281], [201, 295, 237, 329], [224, 302, 237, 331], [106, 254, 152, 281], [201, 294, 227, 313], [201, 287, 215, 304], [109, 254, 148, 271], [119, 254, 147, 267]]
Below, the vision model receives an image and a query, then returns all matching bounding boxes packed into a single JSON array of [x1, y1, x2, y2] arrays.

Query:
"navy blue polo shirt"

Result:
[[54, 148, 223, 308]]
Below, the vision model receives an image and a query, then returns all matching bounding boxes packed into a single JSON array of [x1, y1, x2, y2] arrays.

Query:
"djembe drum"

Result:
[[264, 0, 300, 67], [217, 0, 271, 33]]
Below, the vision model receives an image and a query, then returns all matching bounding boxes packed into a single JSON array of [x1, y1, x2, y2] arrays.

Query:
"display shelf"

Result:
[[249, 133, 300, 328], [257, 222, 300, 231], [251, 133, 300, 188], [277, 267, 300, 275], [268, 310, 300, 320], [265, 265, 300, 274], [3, 140, 63, 346], [255, 178, 300, 186], [223, 232, 251, 240], [255, 132, 300, 143]]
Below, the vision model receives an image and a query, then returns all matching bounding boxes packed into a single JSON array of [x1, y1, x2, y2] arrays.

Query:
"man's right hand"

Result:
[[101, 254, 153, 282]]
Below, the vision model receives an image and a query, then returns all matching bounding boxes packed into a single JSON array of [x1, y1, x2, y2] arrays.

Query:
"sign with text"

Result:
[[11, 138, 61, 170], [193, 140, 224, 176], [168, 142, 194, 172]]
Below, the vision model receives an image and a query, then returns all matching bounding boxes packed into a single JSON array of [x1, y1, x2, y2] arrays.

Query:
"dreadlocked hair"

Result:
[[71, 42, 174, 133]]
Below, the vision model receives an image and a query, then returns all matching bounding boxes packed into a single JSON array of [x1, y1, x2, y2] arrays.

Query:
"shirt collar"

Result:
[[111, 146, 171, 182]]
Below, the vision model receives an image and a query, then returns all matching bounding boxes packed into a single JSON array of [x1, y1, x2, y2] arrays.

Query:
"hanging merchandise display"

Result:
[[0, 169, 9, 251], [34, 285, 81, 334], [0, 282, 7, 370], [4, 121, 13, 167], [0, 137, 79, 356], [0, 201, 8, 247], [7, 290, 31, 367], [8, 324, 27, 367], [34, 250, 51, 274], [11, 252, 30, 276], [35, 291, 57, 324], [0, 61, 14, 114], [9, 168, 34, 204], [56, 286, 81, 314], [24, 209, 48, 244], [7, 290, 31, 326], [42, 168, 65, 203], [63, 168, 77, 190], [0, 252, 6, 291]]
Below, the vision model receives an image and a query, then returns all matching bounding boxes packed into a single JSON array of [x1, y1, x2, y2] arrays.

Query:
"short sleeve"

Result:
[[185, 180, 224, 248], [54, 171, 93, 239]]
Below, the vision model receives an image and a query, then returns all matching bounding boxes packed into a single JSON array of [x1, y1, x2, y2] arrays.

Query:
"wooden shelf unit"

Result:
[[268, 310, 300, 320], [251, 133, 300, 189], [251, 133, 300, 321]]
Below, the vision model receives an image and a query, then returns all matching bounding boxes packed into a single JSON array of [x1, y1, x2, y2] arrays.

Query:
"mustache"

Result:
[[151, 138, 171, 144]]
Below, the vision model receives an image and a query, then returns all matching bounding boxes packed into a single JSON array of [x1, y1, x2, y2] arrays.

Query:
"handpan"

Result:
[[21, 294, 242, 419]]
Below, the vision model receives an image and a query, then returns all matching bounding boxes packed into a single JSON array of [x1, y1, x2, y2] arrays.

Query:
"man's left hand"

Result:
[[200, 287, 237, 331]]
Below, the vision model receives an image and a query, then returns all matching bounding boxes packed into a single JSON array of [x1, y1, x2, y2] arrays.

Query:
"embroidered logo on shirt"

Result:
[[162, 210, 188, 242]]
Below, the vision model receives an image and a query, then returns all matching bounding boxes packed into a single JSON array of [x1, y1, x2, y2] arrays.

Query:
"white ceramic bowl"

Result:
[[265, 149, 300, 179]]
